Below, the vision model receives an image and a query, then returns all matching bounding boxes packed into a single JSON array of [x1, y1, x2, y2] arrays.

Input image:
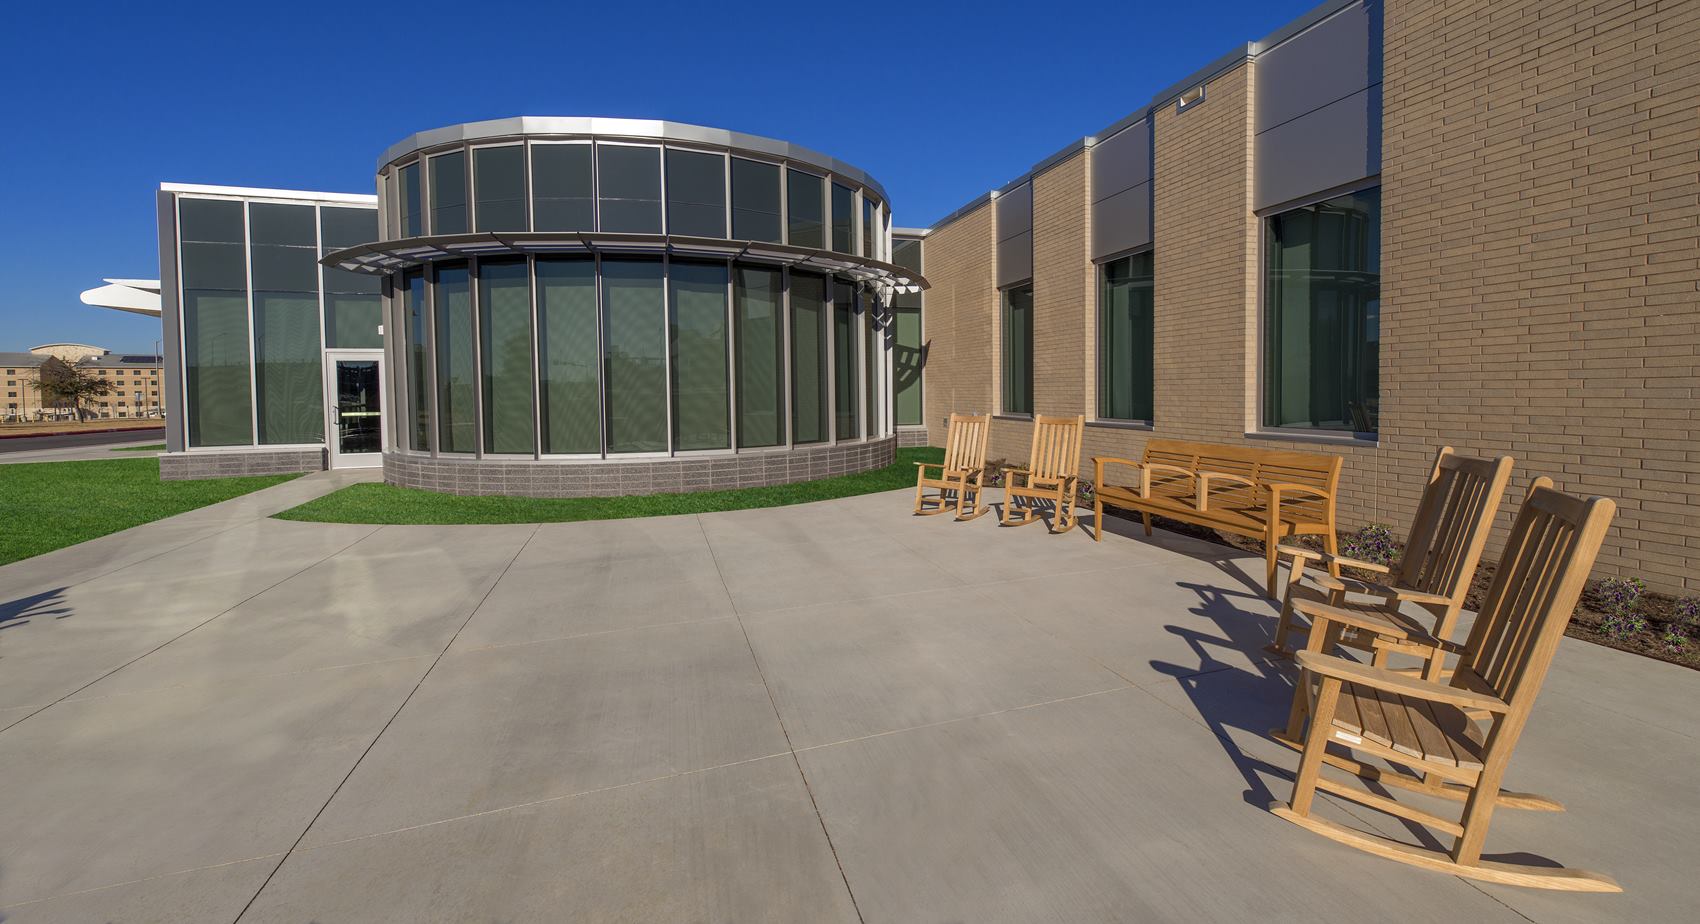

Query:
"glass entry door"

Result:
[[325, 352, 384, 468]]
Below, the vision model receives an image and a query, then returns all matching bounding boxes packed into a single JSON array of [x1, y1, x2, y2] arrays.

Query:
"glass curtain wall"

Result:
[[478, 258, 535, 453], [179, 198, 252, 446], [399, 163, 423, 237], [602, 259, 668, 452], [862, 199, 876, 258], [1001, 284, 1034, 415], [865, 294, 879, 436], [537, 258, 600, 453], [670, 261, 731, 450], [790, 273, 828, 444], [1263, 187, 1381, 433], [1098, 251, 1155, 422], [830, 183, 854, 253], [249, 203, 323, 444], [598, 145, 663, 233], [322, 207, 382, 348], [735, 266, 785, 448], [832, 281, 858, 440], [434, 263, 477, 452], [890, 238, 923, 426], [402, 269, 430, 451]]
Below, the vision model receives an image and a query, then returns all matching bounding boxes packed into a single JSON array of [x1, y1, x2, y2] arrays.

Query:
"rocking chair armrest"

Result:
[[1274, 546, 1390, 573], [1296, 650, 1510, 714], [1313, 572, 1450, 606]]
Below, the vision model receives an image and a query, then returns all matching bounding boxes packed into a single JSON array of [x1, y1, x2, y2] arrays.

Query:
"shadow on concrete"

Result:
[[0, 588, 72, 631]]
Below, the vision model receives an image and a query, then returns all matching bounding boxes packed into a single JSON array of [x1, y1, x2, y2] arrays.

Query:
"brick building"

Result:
[[0, 345, 163, 422], [905, 0, 1700, 592]]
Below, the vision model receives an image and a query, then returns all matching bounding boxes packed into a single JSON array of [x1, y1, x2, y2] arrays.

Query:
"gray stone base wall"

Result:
[[896, 426, 932, 448], [384, 435, 898, 497], [159, 448, 326, 480]]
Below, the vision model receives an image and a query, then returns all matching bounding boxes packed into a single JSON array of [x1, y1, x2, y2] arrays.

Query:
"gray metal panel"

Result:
[[157, 189, 185, 452], [1091, 121, 1150, 203], [997, 231, 1032, 289], [995, 183, 1031, 241], [1254, 84, 1381, 211], [378, 117, 889, 205], [1091, 182, 1152, 261], [1255, 1, 1380, 133]]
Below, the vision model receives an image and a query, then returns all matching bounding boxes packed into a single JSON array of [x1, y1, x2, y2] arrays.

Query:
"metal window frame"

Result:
[[526, 139, 596, 234], [469, 140, 528, 235], [1092, 245, 1156, 426]]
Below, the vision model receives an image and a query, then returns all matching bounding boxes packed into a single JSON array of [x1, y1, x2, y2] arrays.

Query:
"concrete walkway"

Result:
[[0, 484, 1689, 922]]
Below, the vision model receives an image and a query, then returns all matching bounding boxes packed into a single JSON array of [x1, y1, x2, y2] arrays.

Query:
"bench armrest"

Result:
[[1296, 650, 1510, 714], [1265, 482, 1333, 503]]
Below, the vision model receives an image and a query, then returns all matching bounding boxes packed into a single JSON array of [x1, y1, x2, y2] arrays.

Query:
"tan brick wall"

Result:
[[914, 0, 1700, 592], [1379, 0, 1700, 590]]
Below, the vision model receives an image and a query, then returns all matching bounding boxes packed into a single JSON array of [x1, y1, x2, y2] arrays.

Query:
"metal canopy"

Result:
[[321, 233, 929, 293]]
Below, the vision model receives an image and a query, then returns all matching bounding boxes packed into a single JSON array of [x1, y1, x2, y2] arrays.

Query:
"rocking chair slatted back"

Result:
[[1457, 478, 1615, 712], [1026, 414, 1084, 483], [942, 413, 991, 473], [1397, 448, 1516, 602]]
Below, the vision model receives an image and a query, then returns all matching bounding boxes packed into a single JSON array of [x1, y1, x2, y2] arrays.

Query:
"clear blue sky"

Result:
[[0, 0, 1318, 353]]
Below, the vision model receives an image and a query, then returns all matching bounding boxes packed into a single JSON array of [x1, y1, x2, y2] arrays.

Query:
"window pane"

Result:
[[833, 281, 858, 440], [434, 263, 476, 452], [474, 146, 527, 232], [537, 257, 600, 453], [399, 162, 423, 237], [670, 261, 730, 450], [893, 307, 923, 425], [1098, 252, 1154, 422], [180, 198, 251, 447], [1002, 284, 1033, 415], [731, 158, 781, 243], [248, 203, 324, 445], [830, 183, 854, 254], [890, 238, 922, 308], [865, 292, 879, 435], [665, 149, 726, 238], [429, 151, 468, 235], [598, 145, 662, 234], [790, 272, 828, 444], [862, 198, 876, 258], [734, 265, 784, 448], [322, 208, 383, 348], [786, 170, 824, 248], [532, 144, 595, 232], [1263, 187, 1380, 433], [479, 258, 534, 454], [602, 259, 668, 452], [402, 270, 430, 451]]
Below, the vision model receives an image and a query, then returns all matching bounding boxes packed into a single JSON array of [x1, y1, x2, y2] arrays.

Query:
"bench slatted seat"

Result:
[[1093, 440, 1343, 597]]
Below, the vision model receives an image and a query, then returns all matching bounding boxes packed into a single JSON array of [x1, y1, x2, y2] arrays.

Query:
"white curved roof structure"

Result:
[[80, 279, 162, 317]]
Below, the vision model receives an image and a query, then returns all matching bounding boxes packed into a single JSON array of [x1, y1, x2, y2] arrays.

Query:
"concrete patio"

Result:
[[0, 475, 1690, 922]]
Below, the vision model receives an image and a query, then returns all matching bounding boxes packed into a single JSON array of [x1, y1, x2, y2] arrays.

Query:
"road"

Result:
[[0, 427, 165, 463]]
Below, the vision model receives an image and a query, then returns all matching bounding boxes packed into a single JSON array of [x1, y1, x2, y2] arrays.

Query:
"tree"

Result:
[[33, 357, 111, 421]]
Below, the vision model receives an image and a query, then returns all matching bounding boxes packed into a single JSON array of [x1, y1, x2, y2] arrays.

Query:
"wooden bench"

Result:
[[1092, 439, 1344, 597]]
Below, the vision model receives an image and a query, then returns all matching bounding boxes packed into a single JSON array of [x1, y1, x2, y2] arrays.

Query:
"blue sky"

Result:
[[0, 0, 1318, 353]]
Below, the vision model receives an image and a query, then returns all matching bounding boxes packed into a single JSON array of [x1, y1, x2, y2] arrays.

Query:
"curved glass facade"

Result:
[[371, 124, 898, 463]]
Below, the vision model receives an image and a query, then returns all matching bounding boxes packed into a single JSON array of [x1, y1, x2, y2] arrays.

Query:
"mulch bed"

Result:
[[1083, 494, 1699, 672]]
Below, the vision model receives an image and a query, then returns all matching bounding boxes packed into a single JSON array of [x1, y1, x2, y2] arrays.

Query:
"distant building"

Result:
[[1, 346, 163, 422]]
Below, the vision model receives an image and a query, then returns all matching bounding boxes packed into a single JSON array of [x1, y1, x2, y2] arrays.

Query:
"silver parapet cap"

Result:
[[322, 232, 928, 296], [377, 117, 890, 205]]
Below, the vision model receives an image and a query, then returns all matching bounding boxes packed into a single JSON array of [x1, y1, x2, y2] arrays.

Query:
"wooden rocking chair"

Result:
[[999, 414, 1085, 533], [1270, 479, 1620, 892], [913, 413, 992, 519], [1270, 447, 1515, 681]]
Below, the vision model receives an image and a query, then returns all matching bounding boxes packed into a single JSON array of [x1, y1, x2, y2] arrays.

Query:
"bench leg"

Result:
[[1141, 512, 1152, 537], [1094, 496, 1104, 541]]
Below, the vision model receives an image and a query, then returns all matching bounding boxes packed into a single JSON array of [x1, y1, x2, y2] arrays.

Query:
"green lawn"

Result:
[[0, 458, 300, 566], [110, 443, 167, 452], [275, 446, 945, 525]]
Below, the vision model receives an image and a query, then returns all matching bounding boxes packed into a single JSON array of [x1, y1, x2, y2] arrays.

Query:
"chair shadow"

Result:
[[0, 587, 73, 631], [1148, 578, 1456, 852]]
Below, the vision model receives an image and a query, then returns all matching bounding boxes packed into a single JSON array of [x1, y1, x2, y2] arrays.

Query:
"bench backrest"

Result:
[[942, 413, 992, 473], [1027, 414, 1085, 481], [1140, 439, 1342, 496], [1397, 447, 1515, 600]]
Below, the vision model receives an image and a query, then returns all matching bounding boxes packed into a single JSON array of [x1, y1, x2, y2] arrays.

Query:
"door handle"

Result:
[[331, 407, 342, 424]]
